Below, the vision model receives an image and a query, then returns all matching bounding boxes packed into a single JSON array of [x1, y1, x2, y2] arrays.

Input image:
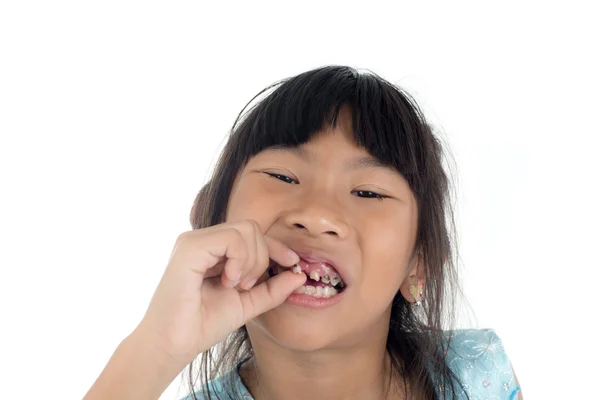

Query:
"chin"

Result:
[[247, 306, 343, 352]]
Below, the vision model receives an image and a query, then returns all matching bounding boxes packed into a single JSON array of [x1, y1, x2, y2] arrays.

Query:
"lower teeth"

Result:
[[293, 285, 338, 298]]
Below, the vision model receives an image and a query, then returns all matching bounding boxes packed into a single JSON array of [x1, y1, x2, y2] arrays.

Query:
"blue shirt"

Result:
[[181, 328, 521, 399]]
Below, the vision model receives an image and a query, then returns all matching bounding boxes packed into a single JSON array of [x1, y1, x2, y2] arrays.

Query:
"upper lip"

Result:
[[286, 245, 350, 284]]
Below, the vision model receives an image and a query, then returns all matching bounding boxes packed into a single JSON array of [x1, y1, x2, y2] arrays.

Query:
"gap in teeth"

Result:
[[287, 263, 345, 290], [308, 270, 342, 285]]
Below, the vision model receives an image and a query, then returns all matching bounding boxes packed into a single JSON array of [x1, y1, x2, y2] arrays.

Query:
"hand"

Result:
[[135, 220, 306, 367]]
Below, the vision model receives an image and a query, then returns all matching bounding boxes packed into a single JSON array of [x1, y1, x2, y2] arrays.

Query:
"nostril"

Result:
[[290, 222, 343, 237]]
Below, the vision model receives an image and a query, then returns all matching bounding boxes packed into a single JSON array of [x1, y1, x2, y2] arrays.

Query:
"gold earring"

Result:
[[408, 281, 423, 307]]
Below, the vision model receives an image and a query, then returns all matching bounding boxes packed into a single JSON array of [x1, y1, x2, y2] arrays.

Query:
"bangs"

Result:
[[230, 65, 430, 198]]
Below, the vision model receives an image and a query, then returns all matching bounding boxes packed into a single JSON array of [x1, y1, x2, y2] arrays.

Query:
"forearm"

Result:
[[83, 330, 186, 400]]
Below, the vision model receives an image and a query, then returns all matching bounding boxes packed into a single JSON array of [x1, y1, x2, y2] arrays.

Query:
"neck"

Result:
[[240, 323, 405, 400]]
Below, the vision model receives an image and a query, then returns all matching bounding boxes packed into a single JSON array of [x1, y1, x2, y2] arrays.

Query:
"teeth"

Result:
[[292, 265, 302, 274], [294, 286, 306, 294], [293, 285, 339, 298], [329, 275, 341, 287], [321, 275, 330, 284], [309, 271, 320, 282]]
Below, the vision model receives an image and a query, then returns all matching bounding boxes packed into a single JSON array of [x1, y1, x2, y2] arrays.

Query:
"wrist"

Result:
[[132, 322, 197, 368], [127, 327, 188, 370], [83, 329, 187, 400]]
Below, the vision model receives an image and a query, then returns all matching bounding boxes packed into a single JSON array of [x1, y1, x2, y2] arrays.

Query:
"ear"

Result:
[[399, 250, 426, 303]]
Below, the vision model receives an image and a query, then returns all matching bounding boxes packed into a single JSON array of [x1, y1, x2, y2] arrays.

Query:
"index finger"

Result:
[[264, 236, 299, 268]]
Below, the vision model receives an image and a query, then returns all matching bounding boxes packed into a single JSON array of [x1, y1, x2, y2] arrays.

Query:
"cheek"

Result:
[[358, 211, 416, 297], [226, 179, 273, 223]]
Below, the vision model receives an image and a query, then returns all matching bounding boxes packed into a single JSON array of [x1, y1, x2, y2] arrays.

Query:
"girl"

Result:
[[84, 66, 522, 399]]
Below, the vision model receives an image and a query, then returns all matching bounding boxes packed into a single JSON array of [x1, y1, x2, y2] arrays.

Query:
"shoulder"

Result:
[[438, 328, 521, 399], [178, 364, 252, 400]]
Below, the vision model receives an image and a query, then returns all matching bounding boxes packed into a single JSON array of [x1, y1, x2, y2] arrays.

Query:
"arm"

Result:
[[83, 329, 186, 400]]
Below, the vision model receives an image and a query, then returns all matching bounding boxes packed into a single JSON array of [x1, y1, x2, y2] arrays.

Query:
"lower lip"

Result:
[[285, 287, 347, 309]]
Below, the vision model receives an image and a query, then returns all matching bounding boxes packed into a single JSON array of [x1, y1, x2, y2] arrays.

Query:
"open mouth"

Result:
[[268, 259, 346, 298]]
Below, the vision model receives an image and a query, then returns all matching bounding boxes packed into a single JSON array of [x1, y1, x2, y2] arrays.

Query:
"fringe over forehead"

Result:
[[228, 65, 439, 201]]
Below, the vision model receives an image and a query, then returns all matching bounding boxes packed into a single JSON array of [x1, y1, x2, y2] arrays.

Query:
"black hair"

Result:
[[188, 65, 467, 399]]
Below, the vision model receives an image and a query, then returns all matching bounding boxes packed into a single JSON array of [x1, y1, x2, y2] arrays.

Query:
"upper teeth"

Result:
[[329, 275, 341, 286], [307, 271, 342, 287]]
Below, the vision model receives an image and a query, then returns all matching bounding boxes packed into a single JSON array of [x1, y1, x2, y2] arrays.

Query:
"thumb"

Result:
[[239, 271, 306, 322]]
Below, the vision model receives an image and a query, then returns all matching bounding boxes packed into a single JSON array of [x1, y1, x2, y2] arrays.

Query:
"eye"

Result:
[[264, 172, 298, 184], [353, 190, 388, 201]]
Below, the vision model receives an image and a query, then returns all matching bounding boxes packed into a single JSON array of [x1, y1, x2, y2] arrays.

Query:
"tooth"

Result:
[[321, 275, 330, 284], [330, 275, 341, 286], [309, 271, 320, 281], [305, 286, 316, 295], [315, 286, 324, 298], [323, 286, 338, 298], [294, 286, 306, 294], [292, 265, 302, 274]]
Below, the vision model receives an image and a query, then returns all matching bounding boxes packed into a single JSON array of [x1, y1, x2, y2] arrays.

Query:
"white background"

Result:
[[1, 1, 598, 399]]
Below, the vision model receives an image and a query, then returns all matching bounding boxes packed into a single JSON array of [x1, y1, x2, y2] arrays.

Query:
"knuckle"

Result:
[[175, 230, 194, 246], [225, 228, 248, 256], [248, 219, 261, 230], [240, 219, 261, 233], [227, 227, 245, 243]]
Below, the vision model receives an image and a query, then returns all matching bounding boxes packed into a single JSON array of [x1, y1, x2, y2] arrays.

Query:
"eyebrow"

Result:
[[265, 145, 396, 173]]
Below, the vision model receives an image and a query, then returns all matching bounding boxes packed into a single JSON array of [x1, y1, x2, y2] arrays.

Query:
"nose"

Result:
[[282, 195, 350, 240]]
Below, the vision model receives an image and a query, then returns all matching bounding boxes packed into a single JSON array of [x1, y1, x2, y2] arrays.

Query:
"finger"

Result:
[[228, 220, 259, 289], [242, 221, 258, 281], [239, 225, 270, 290], [238, 270, 307, 321], [220, 256, 246, 288], [219, 221, 258, 288], [197, 228, 248, 286], [264, 236, 300, 268]]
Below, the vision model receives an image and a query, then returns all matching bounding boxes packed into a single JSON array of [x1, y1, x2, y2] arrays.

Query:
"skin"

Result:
[[84, 104, 523, 400], [226, 104, 426, 399]]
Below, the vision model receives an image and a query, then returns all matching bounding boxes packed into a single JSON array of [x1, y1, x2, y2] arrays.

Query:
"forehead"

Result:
[[259, 105, 402, 173]]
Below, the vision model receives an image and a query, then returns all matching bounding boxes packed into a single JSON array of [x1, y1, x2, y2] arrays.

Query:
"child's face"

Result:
[[226, 105, 420, 351]]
